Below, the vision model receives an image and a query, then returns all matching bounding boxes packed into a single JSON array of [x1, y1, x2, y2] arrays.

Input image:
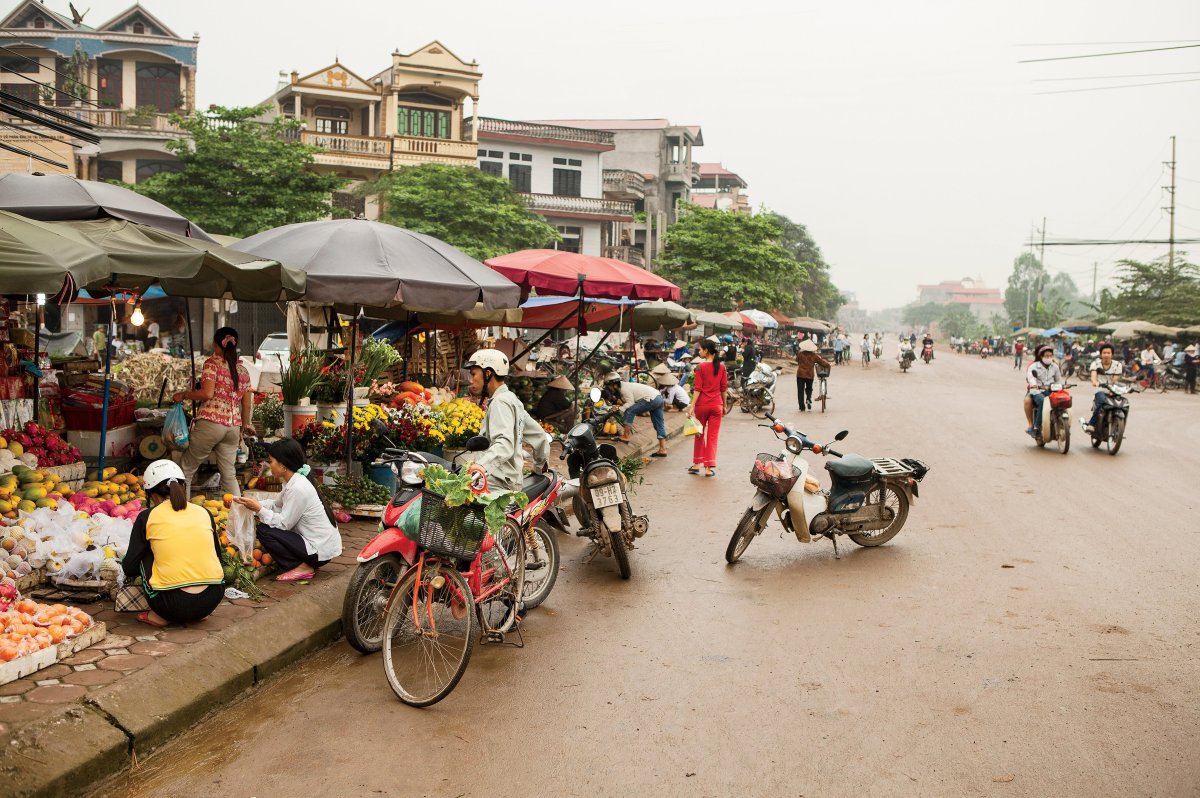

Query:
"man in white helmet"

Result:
[[465, 348, 550, 491]]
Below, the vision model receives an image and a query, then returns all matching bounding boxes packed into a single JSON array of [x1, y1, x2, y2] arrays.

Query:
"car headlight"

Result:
[[399, 461, 425, 486], [586, 466, 620, 487]]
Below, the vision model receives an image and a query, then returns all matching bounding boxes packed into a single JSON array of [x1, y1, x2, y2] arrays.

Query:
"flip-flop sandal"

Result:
[[651, 452, 668, 458], [137, 611, 169, 628], [275, 571, 316, 582], [687, 466, 701, 474], [705, 468, 717, 477]]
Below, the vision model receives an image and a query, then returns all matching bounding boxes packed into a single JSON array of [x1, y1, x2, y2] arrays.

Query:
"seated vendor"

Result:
[[656, 372, 691, 411], [122, 460, 224, 628], [534, 375, 576, 432], [232, 440, 342, 583]]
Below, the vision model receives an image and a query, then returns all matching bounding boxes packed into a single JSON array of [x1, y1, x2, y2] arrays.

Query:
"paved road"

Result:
[[100, 353, 1200, 798]]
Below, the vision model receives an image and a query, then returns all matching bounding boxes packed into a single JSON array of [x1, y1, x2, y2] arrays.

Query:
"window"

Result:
[[521, 153, 531, 162], [33, 17, 44, 29], [132, 22, 145, 34], [568, 158, 582, 167], [135, 62, 180, 113], [480, 161, 503, 177], [487, 150, 502, 158], [508, 164, 531, 193], [552, 168, 581, 197], [2, 83, 38, 104], [396, 106, 450, 139], [54, 58, 74, 106], [135, 159, 181, 183], [97, 59, 122, 107], [477, 148, 487, 156], [332, 190, 365, 217], [0, 56, 38, 74], [97, 160, 123, 182], [553, 157, 566, 165], [314, 105, 349, 135], [554, 226, 582, 254]]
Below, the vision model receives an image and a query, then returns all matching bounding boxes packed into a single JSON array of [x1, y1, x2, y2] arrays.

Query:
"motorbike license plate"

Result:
[[591, 483, 624, 508]]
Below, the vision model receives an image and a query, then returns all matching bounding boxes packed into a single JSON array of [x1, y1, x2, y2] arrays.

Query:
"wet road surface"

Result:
[[98, 353, 1200, 797]]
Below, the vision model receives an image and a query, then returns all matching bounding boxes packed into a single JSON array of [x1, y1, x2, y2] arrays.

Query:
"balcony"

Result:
[[391, 136, 477, 167], [603, 245, 645, 268], [603, 169, 645, 200], [466, 117, 615, 148], [300, 131, 392, 171], [522, 194, 635, 221], [56, 108, 188, 136], [665, 161, 700, 186]]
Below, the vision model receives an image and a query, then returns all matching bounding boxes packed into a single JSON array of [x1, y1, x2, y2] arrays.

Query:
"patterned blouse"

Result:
[[196, 355, 250, 427]]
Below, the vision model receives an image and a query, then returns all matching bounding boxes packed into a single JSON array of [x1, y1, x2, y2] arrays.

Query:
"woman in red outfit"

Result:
[[688, 338, 729, 477]]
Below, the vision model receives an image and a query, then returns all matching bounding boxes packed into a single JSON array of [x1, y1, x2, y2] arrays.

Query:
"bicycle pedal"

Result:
[[483, 629, 506, 644]]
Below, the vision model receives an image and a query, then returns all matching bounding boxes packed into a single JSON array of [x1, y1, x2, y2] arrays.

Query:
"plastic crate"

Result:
[[62, 398, 135, 431]]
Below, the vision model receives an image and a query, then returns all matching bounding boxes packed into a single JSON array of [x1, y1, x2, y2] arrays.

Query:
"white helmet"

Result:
[[464, 348, 510, 378], [602, 372, 622, 384], [143, 459, 185, 491]]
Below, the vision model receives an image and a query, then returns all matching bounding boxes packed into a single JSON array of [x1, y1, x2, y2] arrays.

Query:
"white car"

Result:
[[253, 333, 291, 392]]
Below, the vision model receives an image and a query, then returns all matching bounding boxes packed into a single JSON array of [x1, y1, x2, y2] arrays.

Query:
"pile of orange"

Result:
[[0, 599, 93, 661]]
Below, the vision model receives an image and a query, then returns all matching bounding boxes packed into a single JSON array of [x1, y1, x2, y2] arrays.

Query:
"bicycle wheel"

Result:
[[1107, 415, 1125, 456], [819, 379, 827, 413], [478, 519, 526, 634], [848, 486, 909, 547], [520, 521, 560, 609], [382, 561, 476, 707], [724, 392, 735, 416], [1155, 373, 1166, 393]]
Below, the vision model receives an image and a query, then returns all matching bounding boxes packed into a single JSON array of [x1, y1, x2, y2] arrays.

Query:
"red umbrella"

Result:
[[724, 311, 759, 332], [484, 249, 680, 301]]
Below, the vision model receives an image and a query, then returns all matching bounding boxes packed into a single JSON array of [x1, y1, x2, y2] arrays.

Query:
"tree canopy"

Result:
[[367, 163, 559, 260], [659, 205, 807, 312], [1003, 252, 1087, 328], [1104, 254, 1200, 326], [130, 106, 346, 238], [766, 211, 844, 320]]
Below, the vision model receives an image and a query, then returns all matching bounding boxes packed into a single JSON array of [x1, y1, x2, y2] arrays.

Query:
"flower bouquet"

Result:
[[279, 343, 325, 407]]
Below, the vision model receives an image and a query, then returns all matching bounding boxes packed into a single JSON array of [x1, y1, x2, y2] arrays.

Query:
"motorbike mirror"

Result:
[[465, 435, 490, 453], [370, 418, 390, 436], [835, 430, 849, 441], [589, 387, 602, 403]]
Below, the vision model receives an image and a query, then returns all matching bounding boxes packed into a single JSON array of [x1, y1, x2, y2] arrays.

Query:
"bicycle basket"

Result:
[[749, 453, 802, 498], [418, 490, 489, 560], [815, 364, 831, 378]]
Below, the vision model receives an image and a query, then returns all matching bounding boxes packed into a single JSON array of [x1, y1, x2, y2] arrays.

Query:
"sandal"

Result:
[[136, 611, 169, 629], [705, 468, 717, 477], [275, 570, 316, 582], [687, 466, 701, 475]]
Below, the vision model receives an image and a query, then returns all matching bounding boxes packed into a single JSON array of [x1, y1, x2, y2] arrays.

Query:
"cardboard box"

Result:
[[67, 423, 138, 458]]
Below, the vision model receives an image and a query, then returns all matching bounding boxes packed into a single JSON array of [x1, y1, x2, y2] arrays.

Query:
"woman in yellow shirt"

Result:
[[122, 460, 225, 628]]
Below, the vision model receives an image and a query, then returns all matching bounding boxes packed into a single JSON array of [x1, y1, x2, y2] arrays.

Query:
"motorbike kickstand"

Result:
[[830, 534, 841, 560]]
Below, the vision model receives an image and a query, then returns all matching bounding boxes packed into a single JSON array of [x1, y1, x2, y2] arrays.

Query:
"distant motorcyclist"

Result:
[[1023, 344, 1063, 436], [1083, 342, 1123, 432]]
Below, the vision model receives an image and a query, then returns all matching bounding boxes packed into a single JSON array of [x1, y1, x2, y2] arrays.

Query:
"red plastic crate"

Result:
[[62, 396, 136, 431]]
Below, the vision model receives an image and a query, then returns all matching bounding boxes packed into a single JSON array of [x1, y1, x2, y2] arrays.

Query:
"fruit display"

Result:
[[324, 474, 391, 509], [65, 469, 146, 519], [0, 598, 94, 661], [0, 423, 81, 470], [1, 503, 132, 584], [0, 465, 75, 518]]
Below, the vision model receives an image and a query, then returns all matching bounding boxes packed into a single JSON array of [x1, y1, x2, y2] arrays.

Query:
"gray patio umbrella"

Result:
[[590, 299, 694, 333], [0, 173, 215, 242], [231, 219, 522, 314]]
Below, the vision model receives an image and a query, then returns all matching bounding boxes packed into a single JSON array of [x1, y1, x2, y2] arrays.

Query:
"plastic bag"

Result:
[[58, 546, 104, 583], [225, 502, 256, 565], [164, 402, 190, 449], [683, 416, 703, 437]]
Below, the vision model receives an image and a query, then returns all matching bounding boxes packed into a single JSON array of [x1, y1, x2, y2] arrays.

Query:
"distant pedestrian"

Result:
[[1013, 339, 1025, 369], [795, 340, 831, 412], [1184, 344, 1197, 394], [687, 338, 727, 478], [832, 336, 845, 365]]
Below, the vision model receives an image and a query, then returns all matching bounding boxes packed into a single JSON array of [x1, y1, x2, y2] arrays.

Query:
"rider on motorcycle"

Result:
[[1084, 342, 1123, 432], [464, 349, 550, 491], [1023, 344, 1062, 436]]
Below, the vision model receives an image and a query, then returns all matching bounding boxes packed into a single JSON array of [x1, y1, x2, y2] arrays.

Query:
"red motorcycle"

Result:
[[341, 436, 564, 654], [921, 344, 934, 364]]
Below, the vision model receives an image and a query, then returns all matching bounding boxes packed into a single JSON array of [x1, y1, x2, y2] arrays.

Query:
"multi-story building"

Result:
[[691, 163, 750, 213], [532, 119, 702, 271], [916, 277, 1005, 322], [0, 1, 197, 181], [466, 117, 634, 258], [259, 42, 481, 207]]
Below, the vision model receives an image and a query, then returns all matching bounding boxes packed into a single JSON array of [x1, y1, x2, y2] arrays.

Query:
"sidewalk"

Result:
[[0, 408, 691, 798]]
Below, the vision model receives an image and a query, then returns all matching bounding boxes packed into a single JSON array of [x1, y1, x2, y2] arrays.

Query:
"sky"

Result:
[[68, 0, 1200, 310]]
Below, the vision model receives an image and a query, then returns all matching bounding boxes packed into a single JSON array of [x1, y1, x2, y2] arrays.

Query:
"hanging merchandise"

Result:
[[163, 402, 190, 449]]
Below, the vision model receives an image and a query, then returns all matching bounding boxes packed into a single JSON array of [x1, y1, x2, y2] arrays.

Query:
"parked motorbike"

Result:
[[739, 362, 777, 418], [1084, 381, 1141, 455], [921, 344, 934, 364], [561, 388, 649, 579], [1030, 382, 1073, 454], [726, 414, 929, 563], [341, 432, 564, 653], [1163, 364, 1187, 391]]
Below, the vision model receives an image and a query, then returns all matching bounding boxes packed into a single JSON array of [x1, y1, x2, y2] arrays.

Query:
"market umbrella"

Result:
[[484, 249, 681, 301], [1107, 322, 1148, 340], [1184, 324, 1200, 334], [694, 310, 742, 332], [232, 219, 521, 313], [0, 211, 110, 293], [791, 316, 833, 334], [0, 173, 215, 242], [741, 309, 780, 330], [724, 311, 759, 332], [1059, 318, 1098, 332], [590, 299, 693, 333]]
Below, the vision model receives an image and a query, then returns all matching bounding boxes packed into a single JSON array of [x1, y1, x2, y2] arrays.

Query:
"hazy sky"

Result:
[[73, 0, 1200, 309]]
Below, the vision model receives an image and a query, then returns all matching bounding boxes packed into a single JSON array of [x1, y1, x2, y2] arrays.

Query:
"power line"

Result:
[[1030, 238, 1200, 246], [1034, 77, 1200, 95], [1017, 40, 1200, 46], [0, 44, 101, 100], [1033, 70, 1200, 82], [1018, 43, 1200, 63]]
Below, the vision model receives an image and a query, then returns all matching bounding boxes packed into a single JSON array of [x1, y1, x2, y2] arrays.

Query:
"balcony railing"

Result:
[[466, 117, 615, 147], [665, 161, 700, 185], [603, 169, 646, 198], [300, 131, 392, 159], [57, 107, 188, 134], [604, 245, 645, 267], [391, 136, 477, 164], [523, 193, 635, 220]]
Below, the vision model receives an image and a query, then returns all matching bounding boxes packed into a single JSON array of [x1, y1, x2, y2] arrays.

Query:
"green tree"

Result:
[[902, 302, 946, 328], [130, 106, 346, 237], [1004, 252, 1046, 325], [1108, 254, 1200, 325], [659, 205, 806, 311], [766, 211, 845, 319], [367, 164, 559, 260], [939, 305, 983, 339]]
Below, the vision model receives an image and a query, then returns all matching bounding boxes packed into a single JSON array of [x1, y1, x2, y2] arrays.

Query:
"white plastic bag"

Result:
[[225, 502, 256, 565], [58, 547, 104, 583]]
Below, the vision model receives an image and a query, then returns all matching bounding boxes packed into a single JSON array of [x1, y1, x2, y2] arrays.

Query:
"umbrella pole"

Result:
[[573, 275, 584, 418], [345, 309, 359, 477], [403, 313, 411, 381], [97, 294, 116, 476], [31, 299, 41, 425], [185, 297, 197, 416]]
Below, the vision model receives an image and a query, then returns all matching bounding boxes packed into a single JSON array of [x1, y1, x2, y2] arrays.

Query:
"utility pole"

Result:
[[1091, 262, 1098, 306], [1165, 135, 1177, 272], [1024, 228, 1035, 328]]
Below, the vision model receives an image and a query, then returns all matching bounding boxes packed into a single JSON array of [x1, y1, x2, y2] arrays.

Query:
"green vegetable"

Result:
[[420, 464, 528, 534]]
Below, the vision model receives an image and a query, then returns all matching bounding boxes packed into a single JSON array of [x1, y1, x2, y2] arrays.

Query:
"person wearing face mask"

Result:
[[1023, 344, 1062, 437], [1083, 342, 1124, 432]]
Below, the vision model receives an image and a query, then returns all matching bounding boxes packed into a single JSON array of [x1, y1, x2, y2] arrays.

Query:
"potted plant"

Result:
[[358, 338, 402, 398], [251, 393, 284, 437], [312, 358, 349, 425], [278, 343, 325, 437]]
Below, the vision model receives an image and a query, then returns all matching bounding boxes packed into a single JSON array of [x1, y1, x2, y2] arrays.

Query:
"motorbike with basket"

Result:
[[726, 414, 929, 564], [560, 387, 649, 579], [899, 348, 916, 372], [341, 428, 565, 657], [1030, 382, 1073, 454], [739, 362, 777, 418], [1084, 381, 1141, 455]]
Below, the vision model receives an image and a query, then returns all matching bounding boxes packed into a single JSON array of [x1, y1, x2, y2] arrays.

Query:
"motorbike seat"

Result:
[[826, 454, 874, 480], [522, 473, 552, 498]]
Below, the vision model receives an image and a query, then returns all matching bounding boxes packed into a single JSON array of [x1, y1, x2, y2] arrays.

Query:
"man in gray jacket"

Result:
[[465, 349, 549, 491]]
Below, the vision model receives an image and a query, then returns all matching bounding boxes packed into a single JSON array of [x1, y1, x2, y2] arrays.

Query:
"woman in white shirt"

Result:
[[656, 372, 691, 411], [232, 439, 342, 583]]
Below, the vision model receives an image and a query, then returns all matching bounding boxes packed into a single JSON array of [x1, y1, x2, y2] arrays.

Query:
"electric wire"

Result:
[[1032, 71, 1200, 82], [1033, 77, 1200, 95], [0, 43, 101, 99], [1018, 43, 1200, 63]]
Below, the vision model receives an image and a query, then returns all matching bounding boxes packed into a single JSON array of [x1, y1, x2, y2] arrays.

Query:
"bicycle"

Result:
[[814, 367, 829, 413]]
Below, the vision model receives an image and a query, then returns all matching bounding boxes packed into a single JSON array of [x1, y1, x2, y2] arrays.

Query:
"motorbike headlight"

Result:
[[786, 437, 803, 454], [399, 461, 425, 486], [586, 466, 620, 487]]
